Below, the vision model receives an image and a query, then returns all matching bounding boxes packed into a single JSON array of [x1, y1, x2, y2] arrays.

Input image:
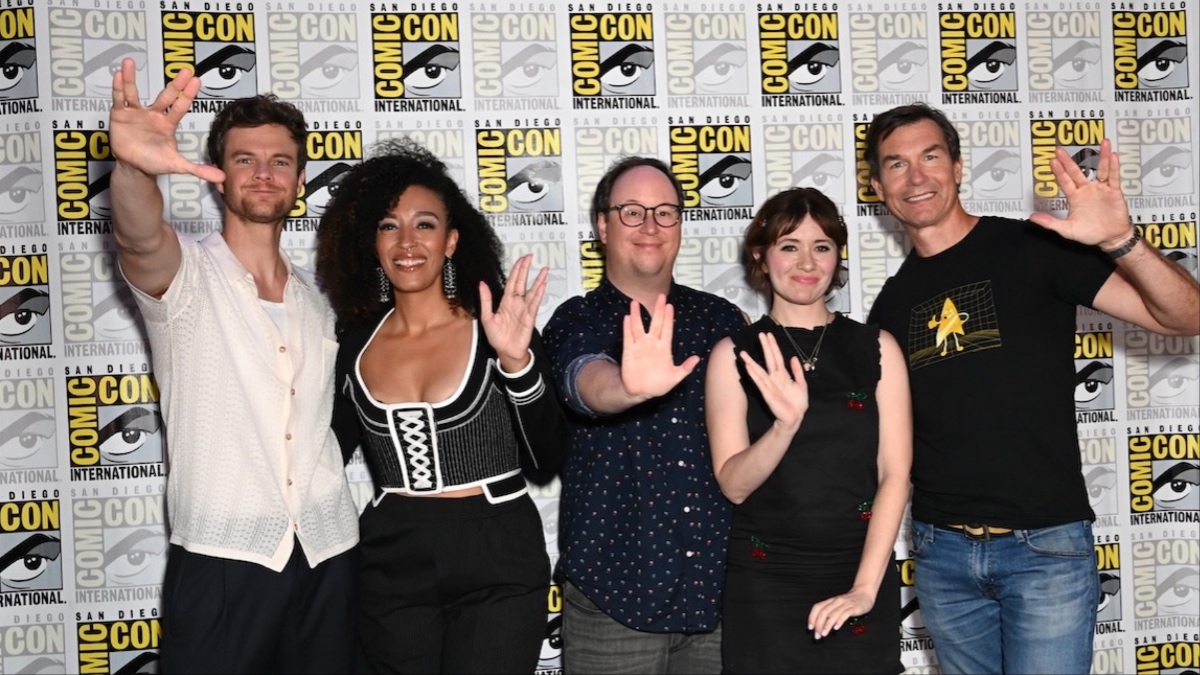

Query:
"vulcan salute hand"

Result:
[[481, 254, 549, 373], [619, 294, 702, 402], [739, 332, 808, 433], [109, 57, 225, 184], [1029, 139, 1134, 252]]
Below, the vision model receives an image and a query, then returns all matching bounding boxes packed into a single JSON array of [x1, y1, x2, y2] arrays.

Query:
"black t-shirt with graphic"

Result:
[[869, 216, 1114, 528]]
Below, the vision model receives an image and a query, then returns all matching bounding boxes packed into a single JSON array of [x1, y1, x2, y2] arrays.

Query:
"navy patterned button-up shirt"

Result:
[[543, 278, 745, 633]]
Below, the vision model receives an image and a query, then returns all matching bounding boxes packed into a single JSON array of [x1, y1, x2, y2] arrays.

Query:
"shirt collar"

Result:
[[595, 276, 681, 307], [200, 231, 311, 291]]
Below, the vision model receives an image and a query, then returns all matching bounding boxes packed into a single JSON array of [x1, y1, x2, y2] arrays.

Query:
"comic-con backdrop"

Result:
[[0, 2, 1196, 673]]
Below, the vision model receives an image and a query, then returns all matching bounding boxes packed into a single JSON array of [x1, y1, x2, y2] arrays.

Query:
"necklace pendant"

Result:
[[802, 360, 813, 372]]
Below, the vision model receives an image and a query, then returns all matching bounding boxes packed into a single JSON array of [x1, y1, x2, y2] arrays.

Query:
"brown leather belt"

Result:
[[946, 523, 1014, 540]]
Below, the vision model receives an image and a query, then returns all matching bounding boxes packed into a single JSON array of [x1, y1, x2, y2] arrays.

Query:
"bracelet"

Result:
[[1105, 228, 1141, 259]]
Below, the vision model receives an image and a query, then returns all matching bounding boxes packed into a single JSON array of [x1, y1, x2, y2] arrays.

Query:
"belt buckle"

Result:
[[953, 523, 1012, 540]]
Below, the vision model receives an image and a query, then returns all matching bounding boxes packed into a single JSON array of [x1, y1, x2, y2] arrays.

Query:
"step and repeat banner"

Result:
[[0, 2, 1197, 673]]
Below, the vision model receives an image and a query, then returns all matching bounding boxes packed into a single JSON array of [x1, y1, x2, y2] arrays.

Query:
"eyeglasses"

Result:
[[605, 203, 683, 228]]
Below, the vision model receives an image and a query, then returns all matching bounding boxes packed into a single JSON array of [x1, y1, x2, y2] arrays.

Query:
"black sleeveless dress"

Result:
[[722, 314, 902, 674]]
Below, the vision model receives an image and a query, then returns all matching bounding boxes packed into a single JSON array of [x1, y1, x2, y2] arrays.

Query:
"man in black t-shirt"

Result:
[[865, 104, 1199, 675]]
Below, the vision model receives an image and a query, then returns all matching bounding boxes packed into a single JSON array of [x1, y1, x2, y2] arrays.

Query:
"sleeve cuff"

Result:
[[563, 353, 616, 418], [499, 348, 540, 396]]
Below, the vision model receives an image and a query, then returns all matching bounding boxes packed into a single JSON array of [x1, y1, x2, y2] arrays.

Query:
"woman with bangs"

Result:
[[316, 139, 567, 674], [705, 187, 911, 674]]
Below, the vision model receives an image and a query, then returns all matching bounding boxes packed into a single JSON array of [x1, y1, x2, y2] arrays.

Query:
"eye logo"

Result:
[[0, 532, 61, 593], [162, 12, 258, 106], [0, 8, 37, 103], [1030, 117, 1105, 201], [371, 12, 465, 113], [0, 499, 63, 600], [0, 164, 44, 225], [1073, 330, 1115, 416], [848, 12, 931, 96], [0, 252, 50, 347], [669, 123, 755, 221], [940, 12, 1022, 104], [1114, 11, 1190, 98], [1130, 537, 1200, 650], [48, 9, 150, 99], [1095, 543, 1122, 624], [1128, 433, 1200, 515], [97, 406, 163, 466], [1147, 355, 1199, 408], [1116, 116, 1194, 204], [473, 13, 558, 105], [0, 410, 56, 471], [296, 130, 363, 223], [267, 12, 360, 101], [954, 120, 1023, 207], [60, 250, 148, 349], [74, 495, 168, 596], [759, 12, 843, 104], [569, 12, 657, 102], [66, 374, 164, 474], [1027, 11, 1103, 97], [476, 127, 565, 224]]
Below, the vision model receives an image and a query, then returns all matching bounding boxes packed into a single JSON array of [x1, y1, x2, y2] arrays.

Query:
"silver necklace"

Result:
[[768, 313, 832, 372]]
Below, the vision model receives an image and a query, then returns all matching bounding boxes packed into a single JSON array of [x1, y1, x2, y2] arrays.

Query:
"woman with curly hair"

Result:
[[316, 139, 568, 673]]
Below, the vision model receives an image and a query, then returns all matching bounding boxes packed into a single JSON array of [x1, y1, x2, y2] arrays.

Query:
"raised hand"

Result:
[[1029, 139, 1132, 251], [619, 294, 702, 401], [480, 254, 549, 373], [739, 332, 808, 432], [109, 57, 225, 184]]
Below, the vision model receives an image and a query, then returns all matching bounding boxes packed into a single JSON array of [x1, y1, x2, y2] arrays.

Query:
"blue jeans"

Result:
[[910, 520, 1099, 675], [561, 581, 722, 674]]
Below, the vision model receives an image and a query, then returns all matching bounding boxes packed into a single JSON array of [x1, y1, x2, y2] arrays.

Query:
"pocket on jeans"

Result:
[[564, 581, 608, 616], [908, 520, 935, 557], [1021, 521, 1092, 557]]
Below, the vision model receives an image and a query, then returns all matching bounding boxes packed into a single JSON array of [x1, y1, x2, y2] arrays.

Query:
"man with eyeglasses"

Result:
[[543, 157, 746, 674]]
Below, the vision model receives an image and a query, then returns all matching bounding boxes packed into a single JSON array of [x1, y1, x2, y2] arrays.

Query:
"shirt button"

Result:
[[287, 479, 293, 486], [671, 417, 678, 423], [683, 506, 691, 513], [279, 346, 287, 353], [291, 388, 296, 396], [286, 433, 293, 441], [677, 460, 686, 467], [685, 550, 696, 558]]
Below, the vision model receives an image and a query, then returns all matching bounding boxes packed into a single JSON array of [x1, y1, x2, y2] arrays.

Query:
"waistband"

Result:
[[939, 523, 1014, 540]]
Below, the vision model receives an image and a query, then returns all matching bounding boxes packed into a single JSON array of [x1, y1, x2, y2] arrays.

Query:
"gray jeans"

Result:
[[561, 580, 722, 675]]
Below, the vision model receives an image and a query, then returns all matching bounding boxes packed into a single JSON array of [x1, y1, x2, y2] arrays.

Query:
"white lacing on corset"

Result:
[[395, 409, 434, 490]]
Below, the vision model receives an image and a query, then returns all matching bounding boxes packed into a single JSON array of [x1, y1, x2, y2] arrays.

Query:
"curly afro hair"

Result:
[[316, 139, 506, 330]]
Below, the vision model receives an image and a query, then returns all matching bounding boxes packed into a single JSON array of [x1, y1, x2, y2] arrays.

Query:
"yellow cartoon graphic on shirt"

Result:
[[907, 282, 1001, 370], [929, 297, 969, 356]]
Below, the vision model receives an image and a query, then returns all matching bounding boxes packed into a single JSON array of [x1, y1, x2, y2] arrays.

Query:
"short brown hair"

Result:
[[743, 187, 847, 295], [206, 95, 308, 171]]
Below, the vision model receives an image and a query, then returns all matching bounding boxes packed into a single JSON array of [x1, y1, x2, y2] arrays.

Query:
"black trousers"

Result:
[[159, 539, 355, 674], [355, 493, 550, 674]]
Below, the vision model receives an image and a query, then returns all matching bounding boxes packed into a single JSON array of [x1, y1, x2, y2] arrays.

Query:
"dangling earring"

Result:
[[377, 267, 391, 303], [442, 257, 458, 300]]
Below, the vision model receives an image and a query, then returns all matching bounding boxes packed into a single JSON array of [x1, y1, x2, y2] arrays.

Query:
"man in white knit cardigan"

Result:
[[108, 58, 358, 673]]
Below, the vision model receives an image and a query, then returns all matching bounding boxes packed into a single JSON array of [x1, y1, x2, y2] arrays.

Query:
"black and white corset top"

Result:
[[341, 318, 541, 502]]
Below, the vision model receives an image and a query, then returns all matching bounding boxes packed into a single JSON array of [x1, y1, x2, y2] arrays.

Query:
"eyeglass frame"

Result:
[[603, 202, 684, 228]]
